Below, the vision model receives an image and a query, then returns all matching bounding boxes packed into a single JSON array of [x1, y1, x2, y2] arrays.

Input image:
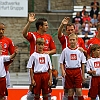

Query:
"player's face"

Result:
[[41, 21, 48, 32], [66, 25, 75, 36], [0, 24, 5, 38], [69, 36, 77, 48], [36, 43, 44, 53], [93, 48, 100, 57]]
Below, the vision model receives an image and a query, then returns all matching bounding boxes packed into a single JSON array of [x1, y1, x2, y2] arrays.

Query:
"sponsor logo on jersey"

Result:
[[94, 61, 100, 68], [39, 57, 45, 64], [70, 54, 77, 60]]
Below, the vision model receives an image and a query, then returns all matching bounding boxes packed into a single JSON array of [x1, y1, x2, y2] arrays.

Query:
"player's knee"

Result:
[[76, 88, 82, 96], [34, 94, 40, 99], [43, 94, 48, 100]]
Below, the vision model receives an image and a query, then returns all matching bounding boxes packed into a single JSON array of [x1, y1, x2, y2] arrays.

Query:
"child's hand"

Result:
[[62, 70, 66, 78], [48, 80, 52, 86], [31, 79, 36, 86], [92, 70, 96, 75], [14, 46, 18, 54], [82, 75, 85, 83]]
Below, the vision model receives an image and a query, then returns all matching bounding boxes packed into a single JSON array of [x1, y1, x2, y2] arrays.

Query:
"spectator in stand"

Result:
[[91, 14, 98, 27], [90, 4, 99, 18], [80, 6, 88, 19], [74, 19, 82, 35], [82, 20, 93, 35], [91, 0, 99, 12], [97, 12, 100, 24], [72, 12, 82, 24], [82, 12, 91, 23]]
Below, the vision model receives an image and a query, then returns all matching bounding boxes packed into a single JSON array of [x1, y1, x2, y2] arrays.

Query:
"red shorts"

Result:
[[0, 77, 6, 97], [88, 76, 100, 99], [33, 72, 50, 95], [65, 68, 82, 89]]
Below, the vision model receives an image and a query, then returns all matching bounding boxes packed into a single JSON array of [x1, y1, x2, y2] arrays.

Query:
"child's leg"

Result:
[[34, 94, 40, 100], [76, 88, 84, 100], [68, 88, 74, 100]]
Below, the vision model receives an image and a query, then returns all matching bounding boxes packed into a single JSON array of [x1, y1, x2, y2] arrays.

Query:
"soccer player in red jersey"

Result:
[[0, 23, 15, 100], [87, 24, 100, 58], [22, 13, 56, 100]]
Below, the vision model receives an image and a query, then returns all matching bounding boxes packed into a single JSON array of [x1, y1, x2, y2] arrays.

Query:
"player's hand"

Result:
[[78, 47, 84, 52], [43, 51, 50, 54], [48, 80, 52, 86], [31, 79, 36, 86], [28, 13, 36, 23], [92, 70, 96, 75], [14, 46, 18, 54], [62, 70, 66, 78], [61, 17, 70, 25]]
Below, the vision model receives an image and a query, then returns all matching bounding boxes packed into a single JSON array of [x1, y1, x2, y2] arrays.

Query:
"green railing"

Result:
[[28, 0, 34, 12]]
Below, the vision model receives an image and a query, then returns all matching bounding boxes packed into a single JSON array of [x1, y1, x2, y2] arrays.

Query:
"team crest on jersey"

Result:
[[94, 61, 100, 68], [39, 57, 45, 64], [4, 43, 7, 48], [45, 39, 49, 44], [70, 54, 77, 60]]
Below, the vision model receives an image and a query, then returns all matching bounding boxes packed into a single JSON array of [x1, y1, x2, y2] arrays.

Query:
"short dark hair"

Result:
[[90, 44, 100, 53], [66, 23, 75, 30], [35, 18, 47, 30]]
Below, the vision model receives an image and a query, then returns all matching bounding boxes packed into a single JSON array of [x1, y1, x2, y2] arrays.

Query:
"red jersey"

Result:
[[58, 35, 86, 50], [25, 32, 56, 55], [0, 36, 15, 71], [87, 37, 100, 55]]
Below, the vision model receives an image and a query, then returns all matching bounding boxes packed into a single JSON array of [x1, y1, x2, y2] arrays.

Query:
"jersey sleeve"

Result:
[[3, 55, 10, 62], [81, 52, 86, 64], [27, 54, 35, 68], [58, 35, 66, 45], [86, 59, 91, 72], [25, 32, 35, 42], [49, 35, 56, 50], [47, 55, 52, 70], [8, 39, 15, 54], [59, 49, 66, 64]]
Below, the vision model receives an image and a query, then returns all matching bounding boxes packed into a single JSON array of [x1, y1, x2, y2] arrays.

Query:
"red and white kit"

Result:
[[86, 58, 100, 98], [25, 32, 56, 55], [27, 52, 52, 94], [59, 47, 86, 89], [0, 55, 11, 97], [0, 36, 15, 88]]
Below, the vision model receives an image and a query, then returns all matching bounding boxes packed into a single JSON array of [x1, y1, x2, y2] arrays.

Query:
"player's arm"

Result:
[[30, 68, 36, 86], [48, 55, 52, 86], [10, 47, 18, 60], [22, 13, 36, 37], [58, 17, 70, 38], [81, 63, 85, 82], [48, 69, 52, 86]]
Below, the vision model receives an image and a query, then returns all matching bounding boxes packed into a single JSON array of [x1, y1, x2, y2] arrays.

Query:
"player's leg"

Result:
[[27, 69, 34, 100], [0, 78, 6, 100], [75, 88, 84, 100], [33, 73, 41, 100], [42, 72, 50, 100]]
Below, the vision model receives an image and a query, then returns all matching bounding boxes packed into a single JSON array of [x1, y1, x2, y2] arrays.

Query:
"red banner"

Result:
[[8, 88, 90, 100]]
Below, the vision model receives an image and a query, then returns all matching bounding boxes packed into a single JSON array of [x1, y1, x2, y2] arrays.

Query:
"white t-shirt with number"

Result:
[[86, 58, 100, 76], [27, 52, 52, 72], [59, 47, 86, 68], [0, 55, 10, 77]]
